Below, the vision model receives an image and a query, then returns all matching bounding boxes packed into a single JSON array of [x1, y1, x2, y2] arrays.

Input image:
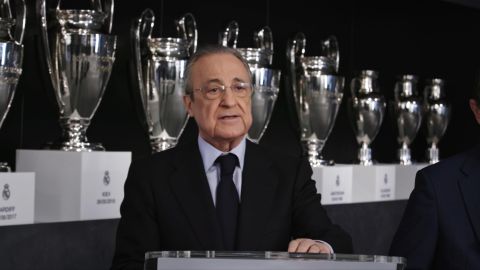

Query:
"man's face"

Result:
[[183, 53, 252, 147]]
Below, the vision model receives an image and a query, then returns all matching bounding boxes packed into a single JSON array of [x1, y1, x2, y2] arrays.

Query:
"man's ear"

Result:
[[183, 95, 193, 117], [469, 99, 480, 124]]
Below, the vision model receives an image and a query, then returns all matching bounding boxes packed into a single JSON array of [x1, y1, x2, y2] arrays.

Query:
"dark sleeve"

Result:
[[291, 157, 353, 253], [389, 170, 438, 270], [111, 160, 160, 270]]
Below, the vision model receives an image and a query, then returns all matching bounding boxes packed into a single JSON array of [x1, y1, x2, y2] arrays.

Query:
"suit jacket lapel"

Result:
[[237, 141, 278, 249], [458, 145, 480, 243], [168, 142, 224, 249]]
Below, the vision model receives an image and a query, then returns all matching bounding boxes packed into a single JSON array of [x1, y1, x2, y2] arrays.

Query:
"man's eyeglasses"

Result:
[[194, 81, 253, 100]]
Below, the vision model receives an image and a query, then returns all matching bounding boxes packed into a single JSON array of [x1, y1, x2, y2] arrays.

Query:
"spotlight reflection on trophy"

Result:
[[348, 70, 385, 165], [38, 0, 117, 151], [132, 9, 197, 152], [423, 78, 450, 164], [219, 21, 280, 143], [287, 33, 344, 167], [392, 74, 423, 165], [0, 0, 25, 171]]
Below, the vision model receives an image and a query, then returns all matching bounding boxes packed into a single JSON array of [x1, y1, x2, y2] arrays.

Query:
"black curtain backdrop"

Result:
[[1, 0, 480, 167]]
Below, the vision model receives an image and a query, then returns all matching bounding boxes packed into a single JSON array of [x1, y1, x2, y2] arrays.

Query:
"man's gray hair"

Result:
[[184, 45, 252, 98]]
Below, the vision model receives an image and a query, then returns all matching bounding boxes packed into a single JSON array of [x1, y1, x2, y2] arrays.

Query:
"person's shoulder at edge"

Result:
[[127, 142, 196, 172], [419, 143, 480, 179]]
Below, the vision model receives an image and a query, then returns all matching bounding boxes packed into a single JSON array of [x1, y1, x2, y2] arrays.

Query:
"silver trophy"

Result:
[[132, 9, 197, 152], [349, 70, 385, 165], [38, 0, 117, 151], [423, 78, 450, 164], [287, 33, 344, 167], [0, 0, 25, 171], [219, 21, 280, 143], [392, 75, 423, 165]]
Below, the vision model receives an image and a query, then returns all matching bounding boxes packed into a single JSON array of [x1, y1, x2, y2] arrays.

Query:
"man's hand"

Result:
[[288, 238, 332, 253]]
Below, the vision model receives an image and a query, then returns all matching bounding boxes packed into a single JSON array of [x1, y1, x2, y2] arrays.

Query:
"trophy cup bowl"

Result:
[[393, 75, 422, 165], [220, 22, 280, 143], [56, 32, 116, 151], [301, 73, 344, 167], [132, 9, 197, 152], [0, 0, 25, 171], [38, 0, 117, 151], [147, 38, 189, 152], [348, 70, 385, 165], [423, 78, 450, 164], [248, 67, 280, 143], [0, 42, 23, 172]]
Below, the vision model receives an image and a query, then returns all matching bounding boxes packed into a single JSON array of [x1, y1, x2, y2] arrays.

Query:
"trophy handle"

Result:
[[219, 20, 238, 48], [132, 9, 155, 120], [322, 35, 339, 73], [394, 81, 401, 102], [176, 13, 197, 57], [101, 0, 114, 34], [38, 0, 60, 101], [350, 77, 360, 98], [286, 32, 306, 106], [254, 26, 273, 65], [254, 26, 273, 51], [12, 0, 25, 44]]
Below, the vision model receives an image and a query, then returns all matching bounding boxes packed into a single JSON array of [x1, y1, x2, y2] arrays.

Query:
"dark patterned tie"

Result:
[[215, 153, 239, 250]]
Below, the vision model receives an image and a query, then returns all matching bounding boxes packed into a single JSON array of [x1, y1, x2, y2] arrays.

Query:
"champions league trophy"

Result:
[[423, 78, 450, 164], [392, 75, 423, 165], [348, 70, 385, 165], [219, 21, 280, 143], [132, 9, 197, 152], [0, 0, 25, 171], [287, 33, 344, 167], [38, 0, 117, 151]]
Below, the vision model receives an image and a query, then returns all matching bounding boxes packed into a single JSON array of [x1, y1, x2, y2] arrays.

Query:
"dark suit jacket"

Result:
[[111, 140, 352, 270], [390, 145, 480, 270]]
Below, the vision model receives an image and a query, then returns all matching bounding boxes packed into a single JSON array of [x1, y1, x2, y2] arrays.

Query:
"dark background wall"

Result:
[[1, 0, 480, 167], [1, 1, 480, 269]]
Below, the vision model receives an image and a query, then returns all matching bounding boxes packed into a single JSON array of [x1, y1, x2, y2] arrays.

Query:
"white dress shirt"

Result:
[[197, 136, 246, 206]]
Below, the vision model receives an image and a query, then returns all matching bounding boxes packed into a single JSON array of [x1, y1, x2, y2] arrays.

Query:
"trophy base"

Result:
[[0, 162, 11, 172], [309, 158, 335, 168], [45, 141, 105, 152], [150, 137, 177, 153]]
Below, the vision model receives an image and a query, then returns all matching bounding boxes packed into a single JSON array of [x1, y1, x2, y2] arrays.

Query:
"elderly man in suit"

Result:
[[389, 83, 480, 269], [111, 45, 352, 270]]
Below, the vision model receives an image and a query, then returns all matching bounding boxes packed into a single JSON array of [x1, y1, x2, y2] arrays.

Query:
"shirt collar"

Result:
[[198, 135, 246, 172]]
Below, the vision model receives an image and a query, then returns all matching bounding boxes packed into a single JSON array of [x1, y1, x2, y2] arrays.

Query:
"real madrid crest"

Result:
[[103, 171, 111, 186], [2, 183, 10, 200]]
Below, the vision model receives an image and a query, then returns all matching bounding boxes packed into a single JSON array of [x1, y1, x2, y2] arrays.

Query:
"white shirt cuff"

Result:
[[315, 240, 334, 254]]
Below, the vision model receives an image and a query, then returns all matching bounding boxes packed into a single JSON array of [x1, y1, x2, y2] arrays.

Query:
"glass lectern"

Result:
[[145, 251, 406, 270]]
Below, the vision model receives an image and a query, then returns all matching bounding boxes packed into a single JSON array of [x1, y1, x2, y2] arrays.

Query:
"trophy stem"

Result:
[[47, 118, 105, 152], [0, 162, 11, 172], [398, 142, 412, 165], [304, 139, 333, 167], [150, 136, 177, 153], [358, 142, 373, 166], [427, 143, 440, 164]]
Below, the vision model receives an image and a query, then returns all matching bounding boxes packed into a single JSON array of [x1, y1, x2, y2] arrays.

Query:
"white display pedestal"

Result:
[[15, 150, 131, 223], [312, 164, 428, 205], [0, 172, 35, 226], [350, 165, 396, 203], [312, 165, 354, 205], [394, 163, 429, 200]]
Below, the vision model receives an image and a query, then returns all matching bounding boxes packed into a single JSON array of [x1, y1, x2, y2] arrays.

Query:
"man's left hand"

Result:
[[287, 238, 332, 253]]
